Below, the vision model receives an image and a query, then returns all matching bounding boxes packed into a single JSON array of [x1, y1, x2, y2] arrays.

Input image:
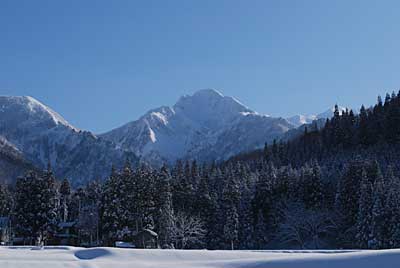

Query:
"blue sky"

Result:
[[1, 0, 400, 133]]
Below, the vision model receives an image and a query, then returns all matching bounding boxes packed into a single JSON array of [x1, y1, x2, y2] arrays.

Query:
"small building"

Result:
[[52, 221, 78, 246], [0, 217, 11, 245], [132, 229, 159, 249], [115, 241, 135, 248]]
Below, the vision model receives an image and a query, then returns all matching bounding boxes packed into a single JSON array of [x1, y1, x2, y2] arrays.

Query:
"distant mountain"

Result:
[[286, 115, 317, 128], [101, 89, 294, 164], [287, 106, 347, 127], [0, 96, 137, 186]]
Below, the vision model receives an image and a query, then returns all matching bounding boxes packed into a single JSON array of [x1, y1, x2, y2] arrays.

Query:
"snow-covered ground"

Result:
[[0, 247, 399, 268]]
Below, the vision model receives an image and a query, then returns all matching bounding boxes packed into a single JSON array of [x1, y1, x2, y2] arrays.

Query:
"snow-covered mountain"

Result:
[[101, 89, 294, 164], [0, 96, 137, 185], [286, 114, 317, 127], [0, 91, 349, 184], [287, 106, 347, 127]]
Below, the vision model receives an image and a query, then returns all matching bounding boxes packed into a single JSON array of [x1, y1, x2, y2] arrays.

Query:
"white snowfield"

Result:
[[0, 247, 399, 268]]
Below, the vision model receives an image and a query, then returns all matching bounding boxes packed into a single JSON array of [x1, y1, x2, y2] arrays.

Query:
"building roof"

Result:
[[58, 221, 77, 228], [136, 229, 158, 237]]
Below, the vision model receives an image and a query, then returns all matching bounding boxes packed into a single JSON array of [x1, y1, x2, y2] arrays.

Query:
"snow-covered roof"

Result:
[[58, 221, 77, 228]]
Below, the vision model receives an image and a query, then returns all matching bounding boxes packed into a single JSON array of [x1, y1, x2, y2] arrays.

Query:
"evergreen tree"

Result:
[[101, 166, 126, 244], [335, 161, 365, 247], [14, 169, 58, 245], [59, 178, 71, 222], [221, 172, 240, 249], [253, 210, 268, 249], [370, 175, 390, 249], [223, 205, 239, 250], [0, 183, 12, 216], [154, 166, 174, 248], [356, 171, 373, 248], [302, 161, 323, 209]]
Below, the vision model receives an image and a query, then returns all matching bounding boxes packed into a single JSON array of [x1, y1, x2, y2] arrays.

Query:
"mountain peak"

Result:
[[0, 95, 77, 131], [192, 88, 224, 98], [101, 89, 293, 164], [173, 89, 254, 129], [176, 88, 252, 111]]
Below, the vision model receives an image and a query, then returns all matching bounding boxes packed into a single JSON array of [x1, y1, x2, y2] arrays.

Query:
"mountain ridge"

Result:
[[0, 90, 344, 183]]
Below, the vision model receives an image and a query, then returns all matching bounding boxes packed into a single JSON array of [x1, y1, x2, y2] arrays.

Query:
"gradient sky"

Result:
[[1, 0, 400, 133]]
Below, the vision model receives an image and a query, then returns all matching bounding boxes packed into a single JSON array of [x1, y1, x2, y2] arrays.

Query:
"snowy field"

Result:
[[0, 247, 400, 268]]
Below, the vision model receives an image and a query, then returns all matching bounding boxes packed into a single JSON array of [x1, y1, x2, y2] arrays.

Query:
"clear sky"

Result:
[[1, 0, 400, 133]]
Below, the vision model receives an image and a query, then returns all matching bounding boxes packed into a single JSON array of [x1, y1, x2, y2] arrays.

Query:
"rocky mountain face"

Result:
[[101, 89, 294, 164], [0, 96, 137, 185]]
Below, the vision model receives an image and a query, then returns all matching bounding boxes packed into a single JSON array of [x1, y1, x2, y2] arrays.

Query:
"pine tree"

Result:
[[0, 183, 12, 216], [371, 180, 387, 249], [335, 161, 365, 247], [134, 165, 156, 231], [59, 178, 71, 222], [253, 210, 268, 249], [101, 166, 126, 244], [356, 171, 373, 248], [38, 165, 59, 245], [172, 161, 195, 213], [14, 169, 58, 245], [221, 172, 240, 249], [223, 205, 239, 250], [302, 161, 324, 209], [384, 167, 400, 248], [154, 166, 174, 248]]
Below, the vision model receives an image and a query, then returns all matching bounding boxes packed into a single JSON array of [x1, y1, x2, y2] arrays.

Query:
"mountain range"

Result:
[[0, 90, 342, 185]]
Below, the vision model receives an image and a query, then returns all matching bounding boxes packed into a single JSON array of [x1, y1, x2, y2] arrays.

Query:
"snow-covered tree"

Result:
[[356, 171, 373, 248], [170, 212, 206, 249], [154, 166, 175, 248], [14, 168, 58, 245], [59, 178, 71, 222], [0, 183, 12, 216]]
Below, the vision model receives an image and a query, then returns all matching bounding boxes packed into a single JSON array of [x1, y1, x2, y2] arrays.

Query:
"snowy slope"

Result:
[[101, 89, 294, 164], [0, 96, 137, 185], [0, 246, 399, 268]]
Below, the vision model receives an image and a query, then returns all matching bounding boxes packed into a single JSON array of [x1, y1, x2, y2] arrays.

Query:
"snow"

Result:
[[148, 127, 157, 143], [150, 111, 169, 125], [0, 246, 399, 268], [23, 96, 77, 131], [101, 89, 293, 164], [115, 241, 135, 248], [0, 96, 134, 185], [287, 106, 348, 127], [286, 115, 317, 127]]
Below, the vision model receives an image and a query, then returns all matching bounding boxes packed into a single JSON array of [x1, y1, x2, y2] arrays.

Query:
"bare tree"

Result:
[[277, 203, 336, 249], [170, 212, 206, 249]]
